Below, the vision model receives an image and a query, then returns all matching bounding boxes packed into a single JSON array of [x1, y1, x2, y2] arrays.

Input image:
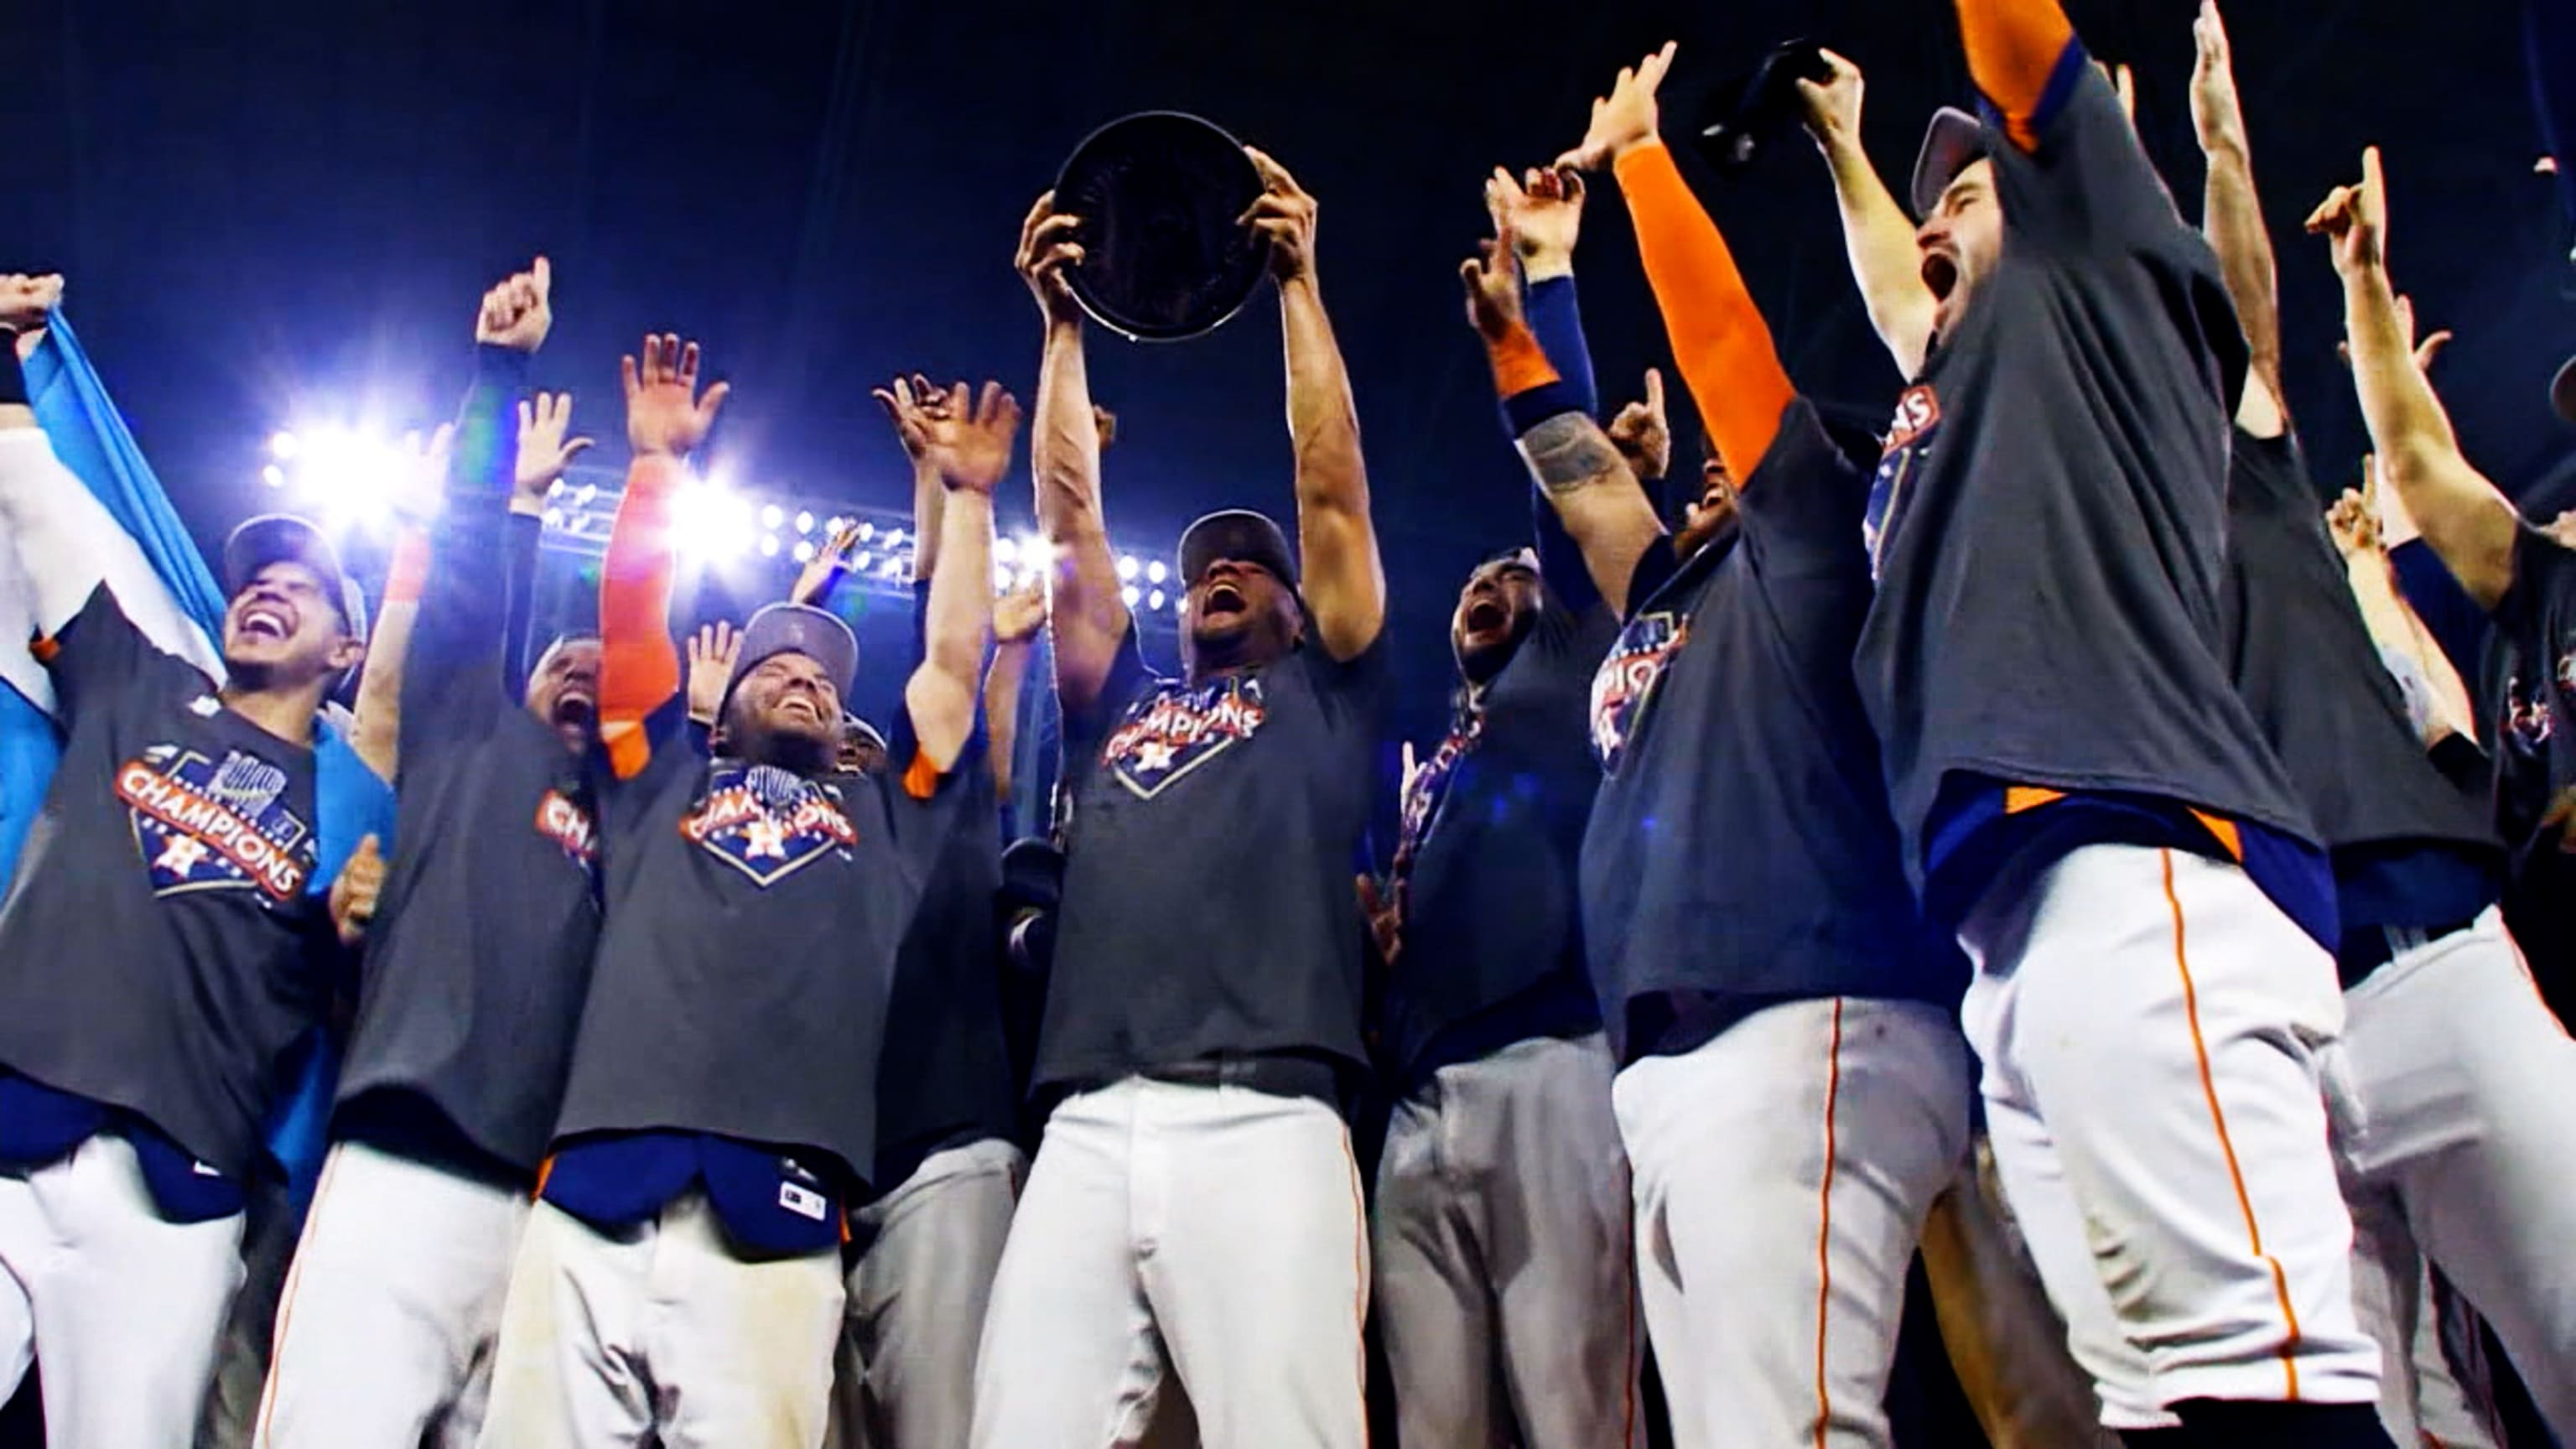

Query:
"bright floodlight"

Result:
[[994, 536, 1019, 565], [990, 562, 1013, 591], [856, 521, 876, 543], [760, 534, 781, 558], [1121, 584, 1142, 608], [1117, 555, 1140, 582], [1147, 589, 1166, 610], [260, 465, 286, 489], [792, 540, 816, 564], [761, 504, 785, 529], [879, 556, 904, 579], [795, 511, 815, 536], [268, 430, 300, 462], [295, 425, 408, 527], [852, 551, 873, 572], [1146, 560, 1168, 584], [883, 528, 906, 549], [673, 480, 757, 559]]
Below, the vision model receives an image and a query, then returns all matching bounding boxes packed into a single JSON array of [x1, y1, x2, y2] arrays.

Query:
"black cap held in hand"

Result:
[[1053, 112, 1273, 343]]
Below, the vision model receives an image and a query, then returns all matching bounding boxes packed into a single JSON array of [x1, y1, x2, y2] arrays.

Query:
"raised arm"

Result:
[[1487, 165, 1611, 615], [985, 578, 1046, 800], [2327, 475, 2480, 749], [599, 334, 730, 778], [2187, 2, 2284, 434], [0, 275, 221, 683], [1956, 0, 2079, 152], [1015, 193, 1130, 714], [905, 382, 1021, 775], [1241, 148, 1384, 662], [1463, 237, 1664, 618], [1797, 49, 1940, 379], [2308, 148, 2520, 610], [1562, 44, 1797, 487]]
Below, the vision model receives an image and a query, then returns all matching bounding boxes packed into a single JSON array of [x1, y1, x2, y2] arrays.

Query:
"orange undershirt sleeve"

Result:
[[1612, 141, 1796, 486], [598, 454, 685, 780], [1955, 0, 2076, 153]]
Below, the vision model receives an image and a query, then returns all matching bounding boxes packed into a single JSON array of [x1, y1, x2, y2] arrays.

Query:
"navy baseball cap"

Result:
[[224, 514, 367, 641], [1910, 106, 1990, 219], [724, 602, 860, 709], [1177, 509, 1300, 590]]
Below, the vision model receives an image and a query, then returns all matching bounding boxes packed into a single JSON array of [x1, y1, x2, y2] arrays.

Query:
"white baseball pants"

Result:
[[1374, 1031, 1638, 1449], [0, 1133, 244, 1446], [477, 1192, 844, 1449], [1613, 995, 1970, 1449], [1957, 843, 2381, 1424], [829, 1135, 1026, 1449], [252, 1140, 529, 1447], [2337, 907, 2576, 1439], [969, 1076, 1368, 1449]]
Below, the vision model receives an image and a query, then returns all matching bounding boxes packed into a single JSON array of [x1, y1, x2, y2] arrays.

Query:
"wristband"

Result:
[[0, 333, 28, 408], [1483, 321, 1559, 400]]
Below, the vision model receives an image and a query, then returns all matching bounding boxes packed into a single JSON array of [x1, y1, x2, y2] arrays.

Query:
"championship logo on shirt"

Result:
[[1101, 676, 1268, 799], [1865, 384, 1942, 575], [1591, 611, 1688, 774], [1394, 706, 1482, 872], [680, 763, 857, 887], [533, 788, 600, 870], [117, 745, 313, 902]]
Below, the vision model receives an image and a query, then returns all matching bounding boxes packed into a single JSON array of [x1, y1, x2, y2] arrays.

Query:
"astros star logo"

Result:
[[743, 818, 789, 860], [154, 834, 210, 875], [680, 764, 858, 887]]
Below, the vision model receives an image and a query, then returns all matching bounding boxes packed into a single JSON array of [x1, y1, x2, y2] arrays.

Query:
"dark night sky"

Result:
[[8, 0, 2569, 745]]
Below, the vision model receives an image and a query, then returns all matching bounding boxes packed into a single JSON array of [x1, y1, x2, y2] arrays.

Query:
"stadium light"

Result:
[[1116, 555, 1140, 582]]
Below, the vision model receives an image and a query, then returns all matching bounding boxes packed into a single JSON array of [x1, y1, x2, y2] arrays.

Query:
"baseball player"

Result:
[[0, 274, 367, 1444], [1843, 0, 2392, 1436], [475, 340, 1009, 1446], [1514, 49, 1971, 1446], [816, 377, 1032, 1449], [251, 263, 613, 1446], [972, 154, 1385, 1448], [1368, 166, 1634, 1449], [2310, 146, 2576, 1436]]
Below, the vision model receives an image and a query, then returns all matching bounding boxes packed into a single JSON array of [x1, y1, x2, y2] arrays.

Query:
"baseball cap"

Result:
[[224, 514, 368, 641], [2553, 354, 2576, 427], [1177, 509, 1299, 592], [723, 602, 860, 715], [1910, 106, 1990, 220]]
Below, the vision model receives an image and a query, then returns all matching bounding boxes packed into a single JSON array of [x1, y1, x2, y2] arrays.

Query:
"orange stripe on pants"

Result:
[[1813, 997, 1846, 1449]]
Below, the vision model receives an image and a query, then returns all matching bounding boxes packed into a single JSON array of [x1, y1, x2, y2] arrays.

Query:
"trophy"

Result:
[[1053, 112, 1273, 343]]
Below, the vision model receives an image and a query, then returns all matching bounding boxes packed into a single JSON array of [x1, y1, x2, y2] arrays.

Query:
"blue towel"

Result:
[[15, 312, 394, 1206]]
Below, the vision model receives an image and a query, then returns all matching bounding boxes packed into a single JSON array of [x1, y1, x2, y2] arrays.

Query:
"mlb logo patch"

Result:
[[117, 745, 313, 901], [680, 764, 857, 887], [1592, 610, 1688, 775], [1101, 676, 1270, 799]]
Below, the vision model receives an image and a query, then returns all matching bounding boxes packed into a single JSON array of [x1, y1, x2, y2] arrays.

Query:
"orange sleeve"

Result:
[[599, 454, 685, 779], [1484, 321, 1561, 399], [901, 748, 942, 801], [1613, 142, 1795, 486], [381, 527, 431, 609], [1955, 0, 2075, 152]]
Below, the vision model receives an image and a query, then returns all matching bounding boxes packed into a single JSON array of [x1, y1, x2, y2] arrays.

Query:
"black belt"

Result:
[[1137, 1052, 1341, 1107], [2334, 914, 2483, 987]]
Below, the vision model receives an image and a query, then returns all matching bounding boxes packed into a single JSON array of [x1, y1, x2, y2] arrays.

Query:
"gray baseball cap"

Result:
[[1910, 106, 1990, 220], [724, 602, 859, 708], [224, 514, 368, 641]]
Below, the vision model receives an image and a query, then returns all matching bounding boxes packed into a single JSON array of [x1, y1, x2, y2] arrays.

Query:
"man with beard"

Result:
[[1514, 45, 1968, 1446], [0, 273, 367, 1442], [972, 150, 1385, 1448], [1364, 164, 1633, 1449], [477, 340, 1010, 1446], [251, 262, 614, 1446]]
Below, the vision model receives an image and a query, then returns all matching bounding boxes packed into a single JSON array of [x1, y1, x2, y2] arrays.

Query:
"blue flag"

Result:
[[13, 311, 393, 1206]]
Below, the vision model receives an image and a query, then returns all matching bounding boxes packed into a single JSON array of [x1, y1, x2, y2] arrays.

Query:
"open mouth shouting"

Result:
[[1463, 597, 1509, 634], [552, 689, 597, 730], [1919, 247, 1961, 304], [235, 600, 296, 643], [1202, 580, 1248, 620], [776, 693, 824, 727]]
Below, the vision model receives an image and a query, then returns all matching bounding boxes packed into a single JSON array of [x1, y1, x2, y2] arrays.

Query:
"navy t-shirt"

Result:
[[2486, 527, 2576, 984], [0, 586, 334, 1182], [2217, 427, 2499, 941], [1853, 52, 2315, 918], [1379, 584, 1615, 1085], [1037, 623, 1389, 1094], [1586, 399, 1963, 1064]]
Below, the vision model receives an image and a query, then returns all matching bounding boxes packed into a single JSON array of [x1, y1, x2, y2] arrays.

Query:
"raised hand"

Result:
[[475, 257, 553, 354], [1557, 42, 1678, 172], [515, 392, 595, 505], [870, 372, 955, 464], [621, 334, 731, 460], [792, 520, 866, 608], [1486, 167, 1586, 280], [2326, 480, 2383, 560], [1458, 226, 1527, 341], [390, 423, 455, 526], [2304, 146, 2389, 277], [685, 620, 741, 727], [2189, 3, 2246, 155], [1607, 367, 1673, 481], [0, 273, 64, 339], [993, 575, 1048, 646], [330, 834, 386, 948], [2336, 293, 2452, 375], [917, 381, 1024, 496], [1015, 191, 1087, 325], [1795, 48, 1867, 150], [1239, 148, 1321, 283], [1093, 404, 1118, 452]]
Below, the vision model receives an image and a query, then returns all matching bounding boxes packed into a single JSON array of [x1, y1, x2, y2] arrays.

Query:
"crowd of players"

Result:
[[0, 0, 2573, 1445]]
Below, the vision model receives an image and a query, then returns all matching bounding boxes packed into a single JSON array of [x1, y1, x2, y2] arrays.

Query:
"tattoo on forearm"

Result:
[[1519, 413, 1625, 498]]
